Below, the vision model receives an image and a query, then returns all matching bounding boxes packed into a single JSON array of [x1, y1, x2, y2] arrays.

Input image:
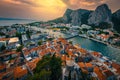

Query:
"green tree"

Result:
[[0, 45, 6, 51], [79, 30, 82, 34], [50, 54, 62, 80], [38, 40, 43, 46], [15, 32, 22, 40], [99, 22, 112, 29], [47, 38, 53, 41], [26, 30, 31, 39], [69, 41, 73, 44], [27, 55, 62, 80], [16, 45, 23, 52]]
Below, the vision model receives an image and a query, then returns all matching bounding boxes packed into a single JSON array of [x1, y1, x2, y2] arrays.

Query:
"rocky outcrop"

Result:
[[63, 9, 91, 25], [70, 9, 91, 25], [88, 4, 112, 26], [52, 3, 120, 31], [63, 9, 73, 23], [112, 9, 120, 33]]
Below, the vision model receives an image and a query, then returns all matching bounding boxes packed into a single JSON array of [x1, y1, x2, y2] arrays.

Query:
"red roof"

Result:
[[78, 62, 85, 68], [85, 63, 93, 68], [0, 38, 10, 41], [112, 62, 120, 74], [94, 67, 106, 80], [91, 52, 101, 57], [14, 66, 28, 78]]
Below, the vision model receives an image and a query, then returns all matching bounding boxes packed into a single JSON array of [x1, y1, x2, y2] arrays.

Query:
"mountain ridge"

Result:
[[50, 4, 120, 33]]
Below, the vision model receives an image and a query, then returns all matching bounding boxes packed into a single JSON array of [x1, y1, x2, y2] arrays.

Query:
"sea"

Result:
[[0, 20, 36, 26]]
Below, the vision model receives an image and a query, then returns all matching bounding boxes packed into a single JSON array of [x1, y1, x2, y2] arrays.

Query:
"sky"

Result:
[[0, 0, 120, 21]]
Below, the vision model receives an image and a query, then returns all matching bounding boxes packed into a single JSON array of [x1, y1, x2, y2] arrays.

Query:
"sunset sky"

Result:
[[0, 0, 120, 21]]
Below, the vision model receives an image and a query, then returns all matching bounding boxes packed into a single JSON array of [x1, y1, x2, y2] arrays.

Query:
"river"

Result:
[[69, 36, 120, 62], [38, 28, 120, 62]]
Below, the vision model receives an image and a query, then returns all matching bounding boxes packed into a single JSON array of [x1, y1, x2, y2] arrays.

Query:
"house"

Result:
[[103, 70, 116, 80], [7, 30, 16, 37], [8, 37, 19, 44], [66, 24, 71, 27], [80, 24, 91, 30], [22, 34, 28, 42], [111, 62, 120, 75], [0, 51, 20, 62], [0, 38, 10, 47], [14, 65, 28, 79], [96, 34, 110, 41], [94, 66, 106, 80], [87, 30, 100, 37], [91, 52, 102, 58]]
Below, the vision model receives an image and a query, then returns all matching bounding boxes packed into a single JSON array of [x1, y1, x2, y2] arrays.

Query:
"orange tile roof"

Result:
[[68, 50, 73, 56], [61, 55, 66, 61], [85, 63, 93, 68], [99, 34, 109, 39], [112, 62, 120, 69], [0, 64, 6, 70], [14, 66, 28, 78], [81, 68, 88, 74], [0, 50, 20, 57], [103, 70, 114, 77], [32, 58, 40, 64], [27, 62, 36, 70], [0, 38, 10, 41], [112, 62, 120, 74], [94, 67, 106, 80], [39, 51, 45, 56], [57, 38, 68, 44], [78, 48, 87, 53], [78, 62, 85, 68], [91, 52, 101, 57]]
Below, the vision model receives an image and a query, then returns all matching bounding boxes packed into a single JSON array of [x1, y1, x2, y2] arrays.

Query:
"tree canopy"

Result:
[[27, 54, 62, 80]]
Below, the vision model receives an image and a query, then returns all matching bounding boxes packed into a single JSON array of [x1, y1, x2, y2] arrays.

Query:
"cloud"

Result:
[[0, 0, 67, 20], [0, 0, 120, 20], [2, 0, 40, 7], [13, 0, 34, 5], [61, 0, 108, 9], [2, 0, 66, 7], [2, 0, 108, 9]]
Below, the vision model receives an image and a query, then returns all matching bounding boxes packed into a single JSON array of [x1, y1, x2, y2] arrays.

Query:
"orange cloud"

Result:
[[0, 0, 119, 20], [3, 0, 21, 4], [61, 0, 108, 9]]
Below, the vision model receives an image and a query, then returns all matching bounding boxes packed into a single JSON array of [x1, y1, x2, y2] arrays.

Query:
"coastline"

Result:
[[78, 34, 120, 50]]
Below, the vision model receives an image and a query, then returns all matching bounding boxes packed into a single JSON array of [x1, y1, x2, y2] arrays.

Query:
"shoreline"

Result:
[[77, 34, 120, 50], [72, 36, 120, 64]]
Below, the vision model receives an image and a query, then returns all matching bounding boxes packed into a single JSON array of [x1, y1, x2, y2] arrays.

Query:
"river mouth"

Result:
[[68, 36, 120, 63], [38, 28, 120, 63]]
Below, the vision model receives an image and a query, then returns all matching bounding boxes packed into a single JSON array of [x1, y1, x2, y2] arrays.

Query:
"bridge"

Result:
[[65, 34, 79, 40]]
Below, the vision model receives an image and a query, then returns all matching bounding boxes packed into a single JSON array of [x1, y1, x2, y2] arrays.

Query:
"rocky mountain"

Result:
[[63, 9, 73, 23], [49, 4, 120, 32], [63, 9, 92, 25], [88, 4, 112, 26], [112, 9, 120, 33], [62, 4, 113, 26]]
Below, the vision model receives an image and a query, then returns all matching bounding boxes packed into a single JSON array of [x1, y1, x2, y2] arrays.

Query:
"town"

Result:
[[0, 22, 120, 80]]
